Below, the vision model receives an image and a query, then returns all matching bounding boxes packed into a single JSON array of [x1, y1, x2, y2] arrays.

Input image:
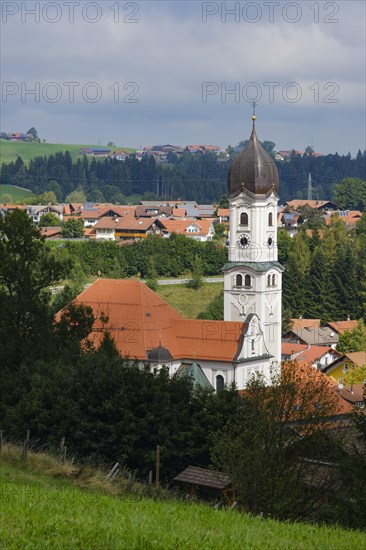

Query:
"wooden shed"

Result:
[[173, 466, 236, 505]]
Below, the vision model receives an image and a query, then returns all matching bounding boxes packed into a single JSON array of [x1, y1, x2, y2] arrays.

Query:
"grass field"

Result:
[[0, 184, 33, 202], [156, 282, 222, 318], [1, 448, 365, 550], [0, 140, 135, 165]]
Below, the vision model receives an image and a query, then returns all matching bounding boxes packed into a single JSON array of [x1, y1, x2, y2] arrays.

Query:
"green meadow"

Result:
[[1, 448, 365, 550], [157, 282, 222, 318], [0, 140, 135, 165], [0, 184, 33, 202]]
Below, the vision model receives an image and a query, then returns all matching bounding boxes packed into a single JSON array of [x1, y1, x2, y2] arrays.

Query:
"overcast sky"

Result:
[[1, 0, 365, 154]]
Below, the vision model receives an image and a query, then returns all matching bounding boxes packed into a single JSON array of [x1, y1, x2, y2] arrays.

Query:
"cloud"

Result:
[[1, 1, 365, 154]]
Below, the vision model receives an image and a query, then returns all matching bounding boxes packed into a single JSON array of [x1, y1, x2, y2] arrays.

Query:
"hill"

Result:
[[0, 140, 135, 165], [1, 446, 365, 549]]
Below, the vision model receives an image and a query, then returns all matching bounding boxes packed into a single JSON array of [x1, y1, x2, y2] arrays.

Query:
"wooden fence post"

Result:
[[21, 430, 30, 462], [60, 437, 66, 464], [155, 445, 160, 488]]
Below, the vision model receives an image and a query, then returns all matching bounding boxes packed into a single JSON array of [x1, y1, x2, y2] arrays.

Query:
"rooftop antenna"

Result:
[[307, 173, 313, 201]]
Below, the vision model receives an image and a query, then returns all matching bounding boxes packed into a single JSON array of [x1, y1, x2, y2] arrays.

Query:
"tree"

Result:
[[145, 257, 158, 291], [46, 180, 63, 202], [0, 193, 13, 204], [27, 127, 39, 141], [187, 255, 204, 290], [107, 141, 115, 147], [343, 365, 366, 386], [39, 213, 60, 227], [62, 218, 84, 238], [305, 246, 337, 322], [337, 320, 366, 353], [217, 194, 229, 209], [333, 178, 366, 211], [262, 140, 276, 158], [0, 209, 66, 366], [197, 291, 223, 320], [66, 190, 86, 203], [213, 361, 342, 521]]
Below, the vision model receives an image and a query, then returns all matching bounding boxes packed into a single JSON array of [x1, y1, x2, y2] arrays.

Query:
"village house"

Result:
[[92, 216, 164, 241], [324, 211, 363, 229], [321, 351, 366, 384], [26, 205, 63, 223], [160, 218, 216, 242], [277, 211, 304, 237], [282, 318, 339, 348], [284, 199, 341, 212]]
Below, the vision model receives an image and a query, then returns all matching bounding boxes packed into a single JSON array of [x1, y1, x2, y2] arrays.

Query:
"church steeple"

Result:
[[228, 115, 279, 197], [223, 112, 283, 373]]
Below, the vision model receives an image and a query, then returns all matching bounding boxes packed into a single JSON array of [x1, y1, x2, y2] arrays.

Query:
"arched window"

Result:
[[216, 375, 224, 392], [272, 274, 276, 286], [268, 212, 273, 226], [267, 274, 271, 286], [236, 274, 243, 287], [251, 339, 255, 353], [244, 274, 251, 287], [240, 212, 248, 226]]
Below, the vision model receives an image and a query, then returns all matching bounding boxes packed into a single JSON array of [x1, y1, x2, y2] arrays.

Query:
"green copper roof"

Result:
[[222, 261, 284, 273], [175, 362, 213, 390]]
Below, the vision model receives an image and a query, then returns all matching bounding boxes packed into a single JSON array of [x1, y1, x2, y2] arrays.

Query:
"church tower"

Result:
[[223, 115, 283, 367]]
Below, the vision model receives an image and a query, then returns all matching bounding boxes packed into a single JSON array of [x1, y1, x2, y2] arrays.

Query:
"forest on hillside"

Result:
[[1, 148, 365, 204]]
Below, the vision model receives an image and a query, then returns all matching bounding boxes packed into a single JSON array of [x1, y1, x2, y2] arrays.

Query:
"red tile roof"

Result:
[[66, 279, 245, 362], [160, 218, 214, 237], [294, 345, 340, 368], [326, 320, 359, 335], [281, 342, 308, 356], [291, 318, 321, 331], [217, 209, 229, 217]]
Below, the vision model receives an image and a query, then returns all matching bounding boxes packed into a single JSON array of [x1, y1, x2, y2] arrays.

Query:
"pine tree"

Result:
[[305, 247, 337, 322]]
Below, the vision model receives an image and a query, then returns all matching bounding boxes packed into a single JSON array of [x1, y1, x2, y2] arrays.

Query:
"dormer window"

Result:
[[272, 274, 276, 286], [240, 212, 248, 226], [244, 274, 251, 288], [267, 274, 271, 286]]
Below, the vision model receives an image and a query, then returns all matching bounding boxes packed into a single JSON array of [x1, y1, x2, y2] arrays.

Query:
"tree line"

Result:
[[45, 213, 366, 325], [1, 147, 365, 204], [0, 209, 365, 529]]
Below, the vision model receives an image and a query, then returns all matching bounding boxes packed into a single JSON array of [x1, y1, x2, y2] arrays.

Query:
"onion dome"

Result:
[[228, 116, 279, 197], [147, 345, 173, 363]]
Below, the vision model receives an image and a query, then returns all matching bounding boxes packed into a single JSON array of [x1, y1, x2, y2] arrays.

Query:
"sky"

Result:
[[1, 0, 365, 155]]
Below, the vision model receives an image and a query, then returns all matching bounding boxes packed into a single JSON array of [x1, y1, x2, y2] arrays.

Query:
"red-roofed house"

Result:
[[160, 218, 215, 242], [92, 216, 164, 240], [294, 345, 341, 370], [217, 209, 229, 223]]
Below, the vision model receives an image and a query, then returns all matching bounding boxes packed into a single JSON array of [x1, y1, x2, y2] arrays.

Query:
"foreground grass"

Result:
[[157, 282, 222, 318], [1, 457, 365, 550]]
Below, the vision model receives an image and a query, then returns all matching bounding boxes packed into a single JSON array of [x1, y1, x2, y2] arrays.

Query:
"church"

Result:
[[71, 116, 283, 391]]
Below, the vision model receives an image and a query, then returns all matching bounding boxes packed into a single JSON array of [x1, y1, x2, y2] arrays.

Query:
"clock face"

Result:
[[237, 234, 250, 249]]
